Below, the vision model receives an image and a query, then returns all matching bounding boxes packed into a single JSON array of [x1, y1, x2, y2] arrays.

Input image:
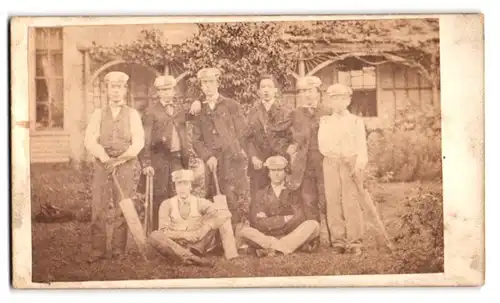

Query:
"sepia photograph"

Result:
[[10, 14, 484, 288]]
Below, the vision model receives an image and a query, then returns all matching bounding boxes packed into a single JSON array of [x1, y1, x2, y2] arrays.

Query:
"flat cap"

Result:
[[104, 71, 129, 84], [154, 75, 177, 89], [197, 67, 221, 80], [171, 169, 195, 182], [296, 76, 322, 90], [326, 83, 353, 96], [264, 155, 288, 170]]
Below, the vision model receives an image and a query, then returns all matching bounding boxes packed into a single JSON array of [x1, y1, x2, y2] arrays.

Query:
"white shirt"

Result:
[[262, 99, 275, 112], [318, 110, 368, 168], [207, 92, 220, 110], [84, 106, 145, 163], [271, 182, 286, 198]]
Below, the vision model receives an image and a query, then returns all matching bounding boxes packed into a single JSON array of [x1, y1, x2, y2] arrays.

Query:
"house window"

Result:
[[34, 27, 64, 130], [337, 66, 377, 117]]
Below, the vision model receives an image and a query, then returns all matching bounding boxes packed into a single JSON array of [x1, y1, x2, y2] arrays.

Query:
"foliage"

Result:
[[180, 23, 295, 103], [367, 101, 442, 182], [387, 186, 444, 273], [88, 29, 183, 73]]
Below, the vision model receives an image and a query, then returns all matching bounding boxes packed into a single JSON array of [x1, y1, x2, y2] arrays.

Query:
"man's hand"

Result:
[[286, 144, 298, 156], [189, 100, 202, 115], [193, 225, 211, 242], [284, 215, 293, 223], [251, 156, 263, 170], [256, 212, 267, 218], [143, 166, 155, 176], [207, 156, 218, 173]]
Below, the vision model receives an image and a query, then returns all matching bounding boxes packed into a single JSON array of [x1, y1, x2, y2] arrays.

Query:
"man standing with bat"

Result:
[[190, 67, 253, 229], [84, 71, 144, 263], [140, 75, 194, 232]]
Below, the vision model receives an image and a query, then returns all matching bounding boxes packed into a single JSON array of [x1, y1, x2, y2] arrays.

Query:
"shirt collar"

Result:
[[261, 99, 275, 110]]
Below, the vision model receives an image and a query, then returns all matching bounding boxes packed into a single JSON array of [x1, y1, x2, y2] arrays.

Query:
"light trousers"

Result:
[[240, 220, 320, 255]]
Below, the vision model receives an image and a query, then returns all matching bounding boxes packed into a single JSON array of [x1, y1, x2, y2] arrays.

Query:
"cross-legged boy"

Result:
[[318, 83, 368, 256], [239, 156, 320, 257], [147, 169, 232, 266]]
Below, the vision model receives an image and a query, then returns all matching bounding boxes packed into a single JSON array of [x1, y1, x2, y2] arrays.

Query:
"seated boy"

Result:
[[148, 169, 231, 266], [239, 156, 320, 257]]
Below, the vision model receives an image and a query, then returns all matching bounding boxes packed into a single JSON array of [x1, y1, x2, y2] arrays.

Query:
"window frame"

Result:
[[337, 66, 378, 118], [32, 27, 65, 132]]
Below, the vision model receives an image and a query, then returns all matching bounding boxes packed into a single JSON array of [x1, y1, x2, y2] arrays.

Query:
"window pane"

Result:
[[36, 103, 49, 129], [351, 74, 363, 89], [35, 28, 47, 50], [50, 28, 63, 50], [348, 89, 377, 117], [49, 78, 64, 105], [36, 79, 49, 102], [50, 102, 64, 128], [337, 71, 351, 86], [363, 68, 376, 88], [51, 52, 63, 76], [35, 52, 47, 77]]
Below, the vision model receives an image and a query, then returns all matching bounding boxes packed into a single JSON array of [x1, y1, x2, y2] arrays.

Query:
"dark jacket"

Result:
[[248, 184, 306, 237], [246, 100, 287, 177], [268, 106, 331, 190], [140, 101, 193, 168], [191, 95, 252, 162]]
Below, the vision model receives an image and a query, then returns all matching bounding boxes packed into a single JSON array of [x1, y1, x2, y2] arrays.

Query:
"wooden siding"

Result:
[[30, 133, 70, 163]]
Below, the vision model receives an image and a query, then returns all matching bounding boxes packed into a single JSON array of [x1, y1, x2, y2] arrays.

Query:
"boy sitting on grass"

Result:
[[148, 169, 231, 267]]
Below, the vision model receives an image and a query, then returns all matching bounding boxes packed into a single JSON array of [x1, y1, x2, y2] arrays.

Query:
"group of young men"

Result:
[[84, 67, 369, 266]]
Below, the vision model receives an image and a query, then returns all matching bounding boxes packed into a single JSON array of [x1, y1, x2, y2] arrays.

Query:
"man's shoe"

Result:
[[186, 255, 215, 267], [346, 247, 362, 256], [87, 253, 105, 264], [331, 246, 346, 254]]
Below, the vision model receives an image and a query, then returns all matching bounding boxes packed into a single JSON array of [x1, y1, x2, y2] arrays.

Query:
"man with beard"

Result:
[[190, 67, 252, 230], [140, 75, 194, 231], [246, 75, 287, 205], [84, 71, 144, 262], [268, 76, 330, 250]]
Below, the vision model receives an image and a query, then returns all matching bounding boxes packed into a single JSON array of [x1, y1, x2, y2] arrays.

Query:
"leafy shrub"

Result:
[[368, 101, 442, 182], [387, 185, 444, 273]]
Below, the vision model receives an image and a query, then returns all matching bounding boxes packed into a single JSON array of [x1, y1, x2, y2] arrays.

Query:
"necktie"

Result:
[[179, 198, 191, 220]]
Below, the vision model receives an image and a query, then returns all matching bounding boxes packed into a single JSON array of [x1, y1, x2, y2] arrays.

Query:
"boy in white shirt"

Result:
[[318, 83, 368, 255]]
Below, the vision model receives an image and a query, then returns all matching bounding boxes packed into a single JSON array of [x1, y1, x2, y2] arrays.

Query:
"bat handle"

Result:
[[212, 168, 222, 196], [111, 169, 126, 201]]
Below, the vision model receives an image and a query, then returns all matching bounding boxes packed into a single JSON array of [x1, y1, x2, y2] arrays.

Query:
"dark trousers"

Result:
[[91, 158, 140, 256], [298, 150, 324, 222], [150, 151, 183, 231], [204, 150, 249, 226]]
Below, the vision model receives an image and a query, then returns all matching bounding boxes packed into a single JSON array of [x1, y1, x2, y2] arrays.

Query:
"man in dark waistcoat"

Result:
[[84, 71, 145, 262], [190, 67, 252, 228], [140, 75, 194, 231]]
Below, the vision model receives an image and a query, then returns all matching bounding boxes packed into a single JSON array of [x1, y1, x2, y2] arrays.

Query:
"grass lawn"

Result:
[[30, 163, 444, 283]]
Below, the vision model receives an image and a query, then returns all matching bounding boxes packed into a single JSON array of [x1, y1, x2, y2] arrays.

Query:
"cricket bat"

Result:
[[112, 169, 148, 260], [211, 169, 239, 260], [352, 174, 395, 251]]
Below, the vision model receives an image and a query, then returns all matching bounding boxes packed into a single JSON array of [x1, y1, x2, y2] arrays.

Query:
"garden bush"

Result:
[[387, 185, 444, 273], [367, 101, 442, 183]]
